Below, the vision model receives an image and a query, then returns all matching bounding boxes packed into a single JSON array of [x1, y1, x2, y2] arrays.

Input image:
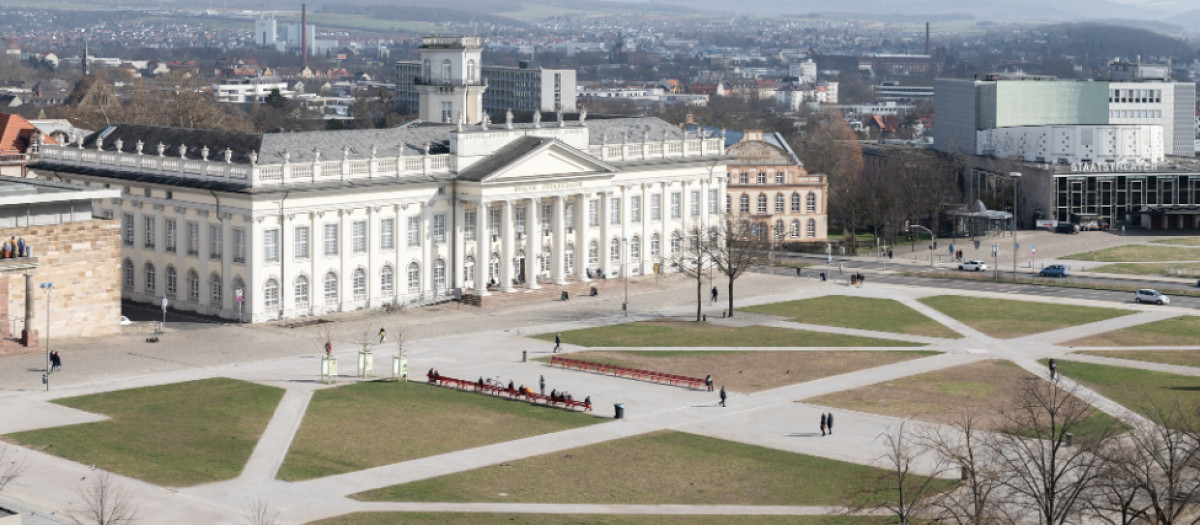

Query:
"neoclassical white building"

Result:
[[30, 112, 726, 323]]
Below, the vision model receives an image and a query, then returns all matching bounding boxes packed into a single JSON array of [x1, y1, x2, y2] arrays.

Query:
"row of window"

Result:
[[123, 260, 244, 307], [730, 172, 791, 185], [773, 219, 820, 238], [728, 193, 820, 214], [124, 214, 247, 263], [1109, 88, 1162, 104], [1109, 109, 1164, 119]]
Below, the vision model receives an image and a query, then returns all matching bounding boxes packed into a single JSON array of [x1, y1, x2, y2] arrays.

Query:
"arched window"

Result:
[[610, 238, 621, 262], [295, 275, 310, 311], [353, 268, 367, 301], [631, 235, 641, 260], [433, 258, 446, 290], [775, 193, 785, 213], [324, 272, 339, 306], [651, 233, 661, 257], [264, 279, 279, 311], [144, 262, 156, 294], [407, 262, 420, 290], [467, 59, 476, 82], [489, 253, 500, 283], [739, 194, 750, 214], [670, 231, 682, 254], [461, 258, 474, 288], [165, 265, 177, 298], [381, 265, 395, 296], [588, 240, 599, 265], [422, 59, 431, 81], [441, 59, 451, 83], [791, 192, 801, 212], [807, 193, 817, 213], [791, 220, 800, 237], [187, 269, 200, 302], [775, 220, 785, 238], [209, 272, 222, 307], [757, 193, 768, 214], [807, 219, 817, 237], [122, 259, 134, 291], [564, 244, 575, 274]]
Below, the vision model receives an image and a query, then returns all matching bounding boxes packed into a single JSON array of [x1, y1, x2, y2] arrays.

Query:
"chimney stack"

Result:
[[925, 23, 930, 55], [301, 3, 307, 70]]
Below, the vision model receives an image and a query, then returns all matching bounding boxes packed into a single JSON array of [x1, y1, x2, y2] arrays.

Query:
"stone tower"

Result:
[[416, 36, 486, 124]]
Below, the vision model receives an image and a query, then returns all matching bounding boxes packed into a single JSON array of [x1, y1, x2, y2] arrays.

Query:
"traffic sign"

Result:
[[235, 288, 244, 303], [161, 296, 168, 312]]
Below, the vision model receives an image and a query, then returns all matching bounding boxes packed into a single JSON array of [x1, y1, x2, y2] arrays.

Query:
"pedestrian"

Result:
[[705, 374, 713, 392], [859, 273, 866, 285], [820, 412, 827, 436], [820, 271, 827, 282], [796, 267, 802, 278], [50, 350, 61, 371], [539, 374, 546, 395], [888, 250, 894, 260], [17, 237, 25, 257], [827, 412, 834, 434], [1049, 359, 1057, 380], [719, 386, 726, 407], [710, 286, 718, 305], [378, 327, 386, 344], [553, 333, 562, 353], [839, 262, 844, 275], [324, 340, 332, 356]]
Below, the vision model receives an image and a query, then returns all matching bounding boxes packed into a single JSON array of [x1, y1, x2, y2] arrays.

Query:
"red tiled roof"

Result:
[[0, 113, 58, 155]]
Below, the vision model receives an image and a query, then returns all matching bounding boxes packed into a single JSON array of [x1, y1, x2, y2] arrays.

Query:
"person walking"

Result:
[[795, 267, 802, 278], [378, 327, 387, 344], [838, 262, 844, 275], [539, 375, 546, 395], [705, 374, 713, 392], [820, 413, 827, 436], [50, 351, 62, 371], [324, 340, 332, 356], [553, 333, 562, 353], [710, 286, 718, 305], [719, 386, 726, 407], [827, 412, 834, 434], [1049, 359, 1057, 380]]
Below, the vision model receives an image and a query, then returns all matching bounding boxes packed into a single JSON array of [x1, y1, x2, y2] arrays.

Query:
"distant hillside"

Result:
[[323, 4, 527, 28], [1035, 23, 1197, 62], [659, 0, 1178, 22]]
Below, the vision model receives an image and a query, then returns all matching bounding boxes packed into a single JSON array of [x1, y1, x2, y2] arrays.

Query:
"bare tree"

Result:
[[1096, 400, 1200, 525], [922, 410, 1013, 525], [670, 225, 712, 322], [74, 472, 138, 525], [850, 422, 953, 524], [711, 217, 769, 318], [991, 378, 1120, 525], [0, 443, 29, 494], [244, 496, 280, 525]]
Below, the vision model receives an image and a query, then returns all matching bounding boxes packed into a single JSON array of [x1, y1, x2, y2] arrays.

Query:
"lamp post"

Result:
[[39, 282, 53, 391], [1009, 172, 1022, 281], [621, 236, 628, 316]]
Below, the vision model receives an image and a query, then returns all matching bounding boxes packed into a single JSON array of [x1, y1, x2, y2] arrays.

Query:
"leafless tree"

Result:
[[850, 422, 953, 524], [922, 410, 1013, 525], [243, 496, 280, 525], [990, 378, 1120, 525], [0, 443, 29, 494], [798, 108, 866, 252], [73, 472, 138, 525], [711, 218, 769, 318], [670, 225, 713, 322]]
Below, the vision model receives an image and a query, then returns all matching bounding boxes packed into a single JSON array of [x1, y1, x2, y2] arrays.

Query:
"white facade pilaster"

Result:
[[474, 201, 490, 295], [552, 195, 567, 284], [500, 199, 515, 292], [573, 195, 588, 282], [525, 197, 541, 289]]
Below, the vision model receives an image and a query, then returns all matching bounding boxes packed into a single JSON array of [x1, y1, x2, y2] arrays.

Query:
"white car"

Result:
[[1134, 289, 1169, 305], [958, 260, 988, 272], [119, 316, 133, 326]]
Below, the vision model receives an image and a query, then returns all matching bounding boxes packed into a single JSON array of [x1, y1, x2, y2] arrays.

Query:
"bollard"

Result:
[[1066, 433, 1074, 447], [614, 403, 625, 419], [722, 310, 727, 318], [702, 314, 707, 322], [522, 350, 527, 363]]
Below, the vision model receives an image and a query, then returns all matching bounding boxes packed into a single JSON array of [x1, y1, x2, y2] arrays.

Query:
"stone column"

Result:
[[421, 204, 433, 297], [22, 273, 36, 346], [501, 200, 515, 292], [660, 182, 670, 265], [573, 194, 589, 282], [474, 201, 490, 295], [453, 201, 466, 290], [526, 197, 541, 289], [599, 192, 611, 277], [553, 195, 567, 284], [639, 184, 650, 275], [220, 212, 232, 318]]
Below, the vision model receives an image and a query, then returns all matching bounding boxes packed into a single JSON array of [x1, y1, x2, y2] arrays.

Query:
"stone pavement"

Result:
[[1, 268, 1198, 524]]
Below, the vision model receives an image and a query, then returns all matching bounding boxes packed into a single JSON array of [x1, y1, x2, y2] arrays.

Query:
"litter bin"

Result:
[[1066, 433, 1074, 447], [614, 403, 625, 419], [522, 350, 527, 363], [561, 291, 569, 301]]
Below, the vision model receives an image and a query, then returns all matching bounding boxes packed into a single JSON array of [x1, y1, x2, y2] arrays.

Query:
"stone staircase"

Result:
[[461, 275, 659, 307]]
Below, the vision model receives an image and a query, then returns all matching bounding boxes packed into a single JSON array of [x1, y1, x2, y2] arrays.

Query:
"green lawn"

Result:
[[5, 378, 283, 487], [1076, 350, 1200, 369], [1046, 360, 1200, 426], [1064, 245, 1200, 263], [309, 514, 884, 525], [918, 296, 1131, 338], [277, 381, 602, 481], [1089, 262, 1200, 276], [1152, 238, 1200, 247], [741, 296, 961, 338], [1064, 315, 1200, 347], [533, 321, 924, 348], [354, 430, 954, 505]]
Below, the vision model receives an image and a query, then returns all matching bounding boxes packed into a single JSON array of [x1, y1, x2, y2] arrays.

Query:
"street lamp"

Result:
[[621, 236, 628, 316], [1009, 172, 1022, 281], [39, 282, 52, 391]]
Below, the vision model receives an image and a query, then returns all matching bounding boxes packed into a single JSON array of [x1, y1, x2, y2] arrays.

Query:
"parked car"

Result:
[[119, 316, 133, 326], [958, 260, 988, 272], [1055, 223, 1081, 234], [1134, 289, 1169, 305], [1040, 264, 1070, 277]]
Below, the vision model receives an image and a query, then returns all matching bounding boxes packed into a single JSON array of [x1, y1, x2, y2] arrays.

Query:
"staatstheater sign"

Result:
[[1070, 161, 1159, 173]]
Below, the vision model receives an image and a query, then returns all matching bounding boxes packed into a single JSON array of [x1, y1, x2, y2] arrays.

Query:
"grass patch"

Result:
[[533, 321, 925, 348], [1064, 315, 1200, 347], [1089, 262, 1200, 276], [5, 378, 282, 487], [541, 350, 939, 393], [741, 296, 961, 338], [1152, 238, 1200, 247], [912, 271, 1200, 298], [1063, 244, 1200, 263], [277, 381, 602, 481], [1076, 350, 1200, 369], [918, 295, 1131, 338], [308, 513, 884, 525], [809, 360, 1122, 439], [354, 430, 953, 505], [1045, 359, 1200, 427]]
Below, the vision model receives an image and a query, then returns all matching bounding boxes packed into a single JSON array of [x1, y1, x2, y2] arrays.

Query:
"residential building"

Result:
[[724, 130, 827, 243], [0, 113, 56, 178]]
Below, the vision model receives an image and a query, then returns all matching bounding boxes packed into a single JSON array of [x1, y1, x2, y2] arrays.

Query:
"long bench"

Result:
[[427, 373, 592, 412], [548, 356, 705, 390]]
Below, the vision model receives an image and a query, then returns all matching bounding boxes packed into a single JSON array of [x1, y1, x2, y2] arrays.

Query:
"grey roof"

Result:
[[586, 117, 687, 146], [456, 136, 550, 182]]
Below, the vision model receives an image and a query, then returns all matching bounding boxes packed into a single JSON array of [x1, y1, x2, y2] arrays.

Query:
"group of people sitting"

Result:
[[585, 269, 607, 279], [427, 368, 442, 383], [1, 236, 29, 258]]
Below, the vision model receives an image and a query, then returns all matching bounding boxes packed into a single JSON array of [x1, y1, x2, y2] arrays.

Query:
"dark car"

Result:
[[1055, 223, 1080, 234]]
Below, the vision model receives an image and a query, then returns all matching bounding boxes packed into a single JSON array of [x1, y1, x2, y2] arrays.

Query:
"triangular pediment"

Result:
[[459, 137, 616, 183]]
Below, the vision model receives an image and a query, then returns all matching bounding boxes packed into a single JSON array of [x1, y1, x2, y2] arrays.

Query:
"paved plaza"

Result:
[[1, 238, 1199, 524]]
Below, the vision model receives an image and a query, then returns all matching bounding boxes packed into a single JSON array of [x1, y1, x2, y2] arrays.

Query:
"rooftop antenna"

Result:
[[925, 22, 930, 55]]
